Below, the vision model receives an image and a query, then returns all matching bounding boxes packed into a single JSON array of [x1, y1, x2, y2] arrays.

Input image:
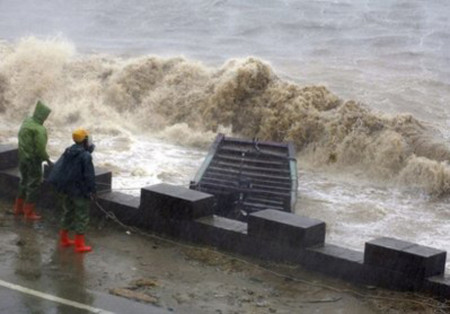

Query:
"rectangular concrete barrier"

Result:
[[424, 275, 450, 298], [302, 244, 365, 283], [364, 237, 446, 278], [140, 183, 215, 235], [0, 145, 18, 170], [0, 168, 20, 199], [248, 209, 326, 249], [140, 183, 215, 221], [0, 165, 112, 206], [192, 214, 303, 262], [96, 191, 141, 226], [193, 215, 248, 250], [363, 237, 447, 290]]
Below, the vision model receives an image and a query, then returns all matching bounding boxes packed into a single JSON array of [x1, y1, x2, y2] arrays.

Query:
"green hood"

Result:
[[32, 100, 51, 124]]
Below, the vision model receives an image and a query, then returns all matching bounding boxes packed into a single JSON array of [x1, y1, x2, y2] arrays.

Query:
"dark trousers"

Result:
[[59, 194, 90, 234], [17, 158, 42, 203]]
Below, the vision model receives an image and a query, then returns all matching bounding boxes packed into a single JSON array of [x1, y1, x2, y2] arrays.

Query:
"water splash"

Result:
[[1, 37, 450, 195]]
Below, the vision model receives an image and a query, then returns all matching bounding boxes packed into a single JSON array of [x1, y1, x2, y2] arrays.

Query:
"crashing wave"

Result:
[[1, 37, 450, 195]]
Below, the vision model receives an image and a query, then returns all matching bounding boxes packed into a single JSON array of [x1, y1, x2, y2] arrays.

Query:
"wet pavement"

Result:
[[0, 282, 165, 314], [2, 199, 443, 314], [0, 208, 166, 314]]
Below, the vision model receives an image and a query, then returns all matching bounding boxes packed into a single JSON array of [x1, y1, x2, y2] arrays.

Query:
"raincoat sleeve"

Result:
[[47, 153, 65, 190], [35, 126, 50, 161], [82, 152, 97, 195]]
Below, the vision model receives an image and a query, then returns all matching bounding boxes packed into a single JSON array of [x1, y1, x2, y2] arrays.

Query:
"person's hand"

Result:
[[46, 159, 54, 168]]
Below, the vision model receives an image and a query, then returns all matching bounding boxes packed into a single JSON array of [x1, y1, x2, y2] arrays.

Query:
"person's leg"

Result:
[[59, 194, 75, 247], [14, 161, 29, 215], [73, 197, 91, 253], [23, 159, 43, 220]]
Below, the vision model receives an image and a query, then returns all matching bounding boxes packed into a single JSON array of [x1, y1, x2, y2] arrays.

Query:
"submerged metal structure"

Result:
[[189, 133, 298, 220]]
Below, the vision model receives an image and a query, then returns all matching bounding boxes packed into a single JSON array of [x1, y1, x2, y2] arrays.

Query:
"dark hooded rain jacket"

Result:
[[48, 144, 96, 198]]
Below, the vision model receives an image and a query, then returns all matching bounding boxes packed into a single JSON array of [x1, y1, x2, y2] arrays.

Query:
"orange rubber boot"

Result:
[[60, 230, 75, 247], [13, 198, 25, 216], [23, 203, 41, 220], [74, 234, 92, 253]]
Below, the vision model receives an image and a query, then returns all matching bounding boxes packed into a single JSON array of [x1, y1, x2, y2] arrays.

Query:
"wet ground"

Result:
[[0, 198, 447, 314]]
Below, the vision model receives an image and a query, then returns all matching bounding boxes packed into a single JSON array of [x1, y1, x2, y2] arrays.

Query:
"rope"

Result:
[[92, 200, 448, 312]]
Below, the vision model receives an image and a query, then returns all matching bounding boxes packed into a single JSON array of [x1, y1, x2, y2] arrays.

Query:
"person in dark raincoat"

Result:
[[48, 128, 96, 253], [14, 100, 52, 220]]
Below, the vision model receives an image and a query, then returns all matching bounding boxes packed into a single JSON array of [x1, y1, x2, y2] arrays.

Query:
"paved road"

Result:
[[0, 278, 167, 314], [0, 214, 169, 314]]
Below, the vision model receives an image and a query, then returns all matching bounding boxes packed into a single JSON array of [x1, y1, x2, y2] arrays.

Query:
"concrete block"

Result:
[[0, 166, 112, 206], [94, 167, 112, 192], [424, 276, 450, 299], [140, 183, 215, 221], [193, 215, 247, 249], [0, 168, 20, 199], [247, 209, 325, 248], [364, 237, 446, 279], [302, 244, 365, 282], [361, 263, 420, 291], [191, 215, 291, 261], [96, 191, 141, 226], [0, 145, 18, 170], [0, 167, 55, 207]]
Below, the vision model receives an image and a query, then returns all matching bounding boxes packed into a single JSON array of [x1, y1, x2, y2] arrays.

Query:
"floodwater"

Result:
[[1, 0, 450, 269]]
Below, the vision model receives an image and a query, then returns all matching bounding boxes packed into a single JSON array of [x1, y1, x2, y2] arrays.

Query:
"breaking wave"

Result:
[[1, 37, 450, 195]]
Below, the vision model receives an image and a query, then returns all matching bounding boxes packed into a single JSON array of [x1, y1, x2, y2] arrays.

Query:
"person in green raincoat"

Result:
[[13, 100, 52, 220]]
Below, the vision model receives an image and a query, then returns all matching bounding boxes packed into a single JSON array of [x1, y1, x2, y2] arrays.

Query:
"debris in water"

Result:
[[131, 278, 159, 288], [301, 297, 342, 303], [109, 288, 159, 304], [110, 278, 160, 305]]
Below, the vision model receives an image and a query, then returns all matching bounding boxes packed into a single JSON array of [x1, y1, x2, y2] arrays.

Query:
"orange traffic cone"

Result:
[[74, 234, 92, 253], [59, 230, 75, 247], [23, 203, 41, 220], [13, 198, 24, 216]]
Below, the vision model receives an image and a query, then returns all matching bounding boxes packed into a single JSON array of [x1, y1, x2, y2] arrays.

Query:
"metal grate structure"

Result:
[[190, 133, 298, 221]]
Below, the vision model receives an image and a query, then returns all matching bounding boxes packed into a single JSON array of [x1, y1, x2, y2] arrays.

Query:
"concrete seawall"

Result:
[[1, 144, 449, 299]]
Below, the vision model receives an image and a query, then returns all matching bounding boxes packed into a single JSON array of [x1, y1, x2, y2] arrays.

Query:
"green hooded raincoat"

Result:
[[17, 100, 51, 203]]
